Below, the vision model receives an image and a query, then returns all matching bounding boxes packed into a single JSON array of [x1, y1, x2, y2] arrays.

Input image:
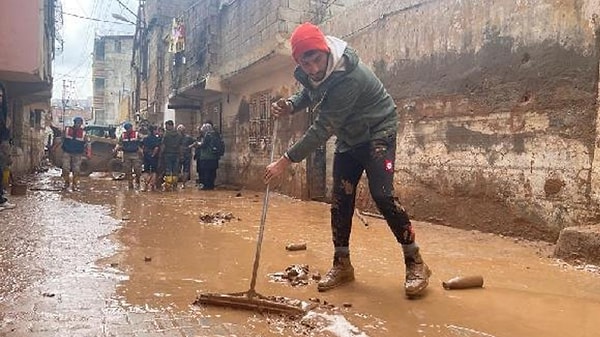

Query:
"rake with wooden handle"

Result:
[[195, 111, 311, 316]]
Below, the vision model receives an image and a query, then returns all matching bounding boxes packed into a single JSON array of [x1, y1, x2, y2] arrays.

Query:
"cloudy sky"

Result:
[[52, 0, 138, 101]]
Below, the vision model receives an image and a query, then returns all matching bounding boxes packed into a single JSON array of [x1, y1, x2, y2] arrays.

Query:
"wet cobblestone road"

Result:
[[1, 170, 599, 337], [0, 171, 241, 336]]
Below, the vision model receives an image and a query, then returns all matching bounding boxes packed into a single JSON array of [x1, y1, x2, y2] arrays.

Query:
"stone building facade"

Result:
[[92, 35, 134, 126], [136, 0, 600, 240], [0, 0, 57, 175]]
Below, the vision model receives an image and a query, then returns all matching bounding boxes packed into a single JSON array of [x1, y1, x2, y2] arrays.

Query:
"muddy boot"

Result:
[[317, 253, 355, 292], [404, 248, 431, 296], [72, 175, 80, 191], [62, 175, 70, 190]]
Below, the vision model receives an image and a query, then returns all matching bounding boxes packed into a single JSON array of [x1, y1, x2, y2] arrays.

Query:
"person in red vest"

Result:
[[114, 122, 142, 189], [61, 116, 90, 190]]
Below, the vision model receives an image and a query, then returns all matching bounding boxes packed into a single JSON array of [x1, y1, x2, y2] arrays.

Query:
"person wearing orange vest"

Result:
[[61, 116, 90, 190], [115, 122, 142, 189]]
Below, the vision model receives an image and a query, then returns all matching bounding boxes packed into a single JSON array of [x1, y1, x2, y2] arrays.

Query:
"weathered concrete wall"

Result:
[[8, 101, 49, 176], [171, 0, 600, 241], [0, 0, 53, 176], [215, 69, 309, 192], [92, 36, 133, 126], [0, 0, 43, 82], [143, 0, 198, 125], [315, 0, 600, 240], [219, 0, 298, 78]]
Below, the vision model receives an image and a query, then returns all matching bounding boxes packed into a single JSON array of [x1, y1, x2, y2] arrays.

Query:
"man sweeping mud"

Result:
[[265, 22, 431, 297]]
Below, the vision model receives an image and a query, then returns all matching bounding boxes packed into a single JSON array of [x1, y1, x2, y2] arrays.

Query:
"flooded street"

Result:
[[1, 170, 599, 336]]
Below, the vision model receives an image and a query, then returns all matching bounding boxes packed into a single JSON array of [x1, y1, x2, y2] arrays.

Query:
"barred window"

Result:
[[248, 91, 273, 152]]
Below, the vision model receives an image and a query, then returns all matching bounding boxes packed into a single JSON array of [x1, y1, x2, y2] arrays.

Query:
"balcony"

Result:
[[169, 0, 220, 105]]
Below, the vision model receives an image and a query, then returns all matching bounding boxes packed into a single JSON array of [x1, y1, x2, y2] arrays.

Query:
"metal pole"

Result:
[[248, 119, 278, 293], [62, 79, 66, 128]]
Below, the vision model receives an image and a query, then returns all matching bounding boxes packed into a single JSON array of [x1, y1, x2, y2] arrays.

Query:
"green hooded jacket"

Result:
[[286, 47, 398, 163]]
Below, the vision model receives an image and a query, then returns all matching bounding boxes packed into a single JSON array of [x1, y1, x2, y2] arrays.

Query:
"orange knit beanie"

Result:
[[290, 22, 329, 63]]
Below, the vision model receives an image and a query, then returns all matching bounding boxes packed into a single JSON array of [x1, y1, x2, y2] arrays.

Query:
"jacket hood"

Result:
[[293, 38, 359, 88]]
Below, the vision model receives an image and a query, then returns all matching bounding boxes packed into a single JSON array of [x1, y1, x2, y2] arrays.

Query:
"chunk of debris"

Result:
[[285, 242, 307, 251], [198, 211, 235, 224], [269, 264, 311, 286]]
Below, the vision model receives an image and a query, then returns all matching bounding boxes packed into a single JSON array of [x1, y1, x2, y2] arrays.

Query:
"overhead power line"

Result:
[[62, 11, 134, 25], [114, 0, 138, 18]]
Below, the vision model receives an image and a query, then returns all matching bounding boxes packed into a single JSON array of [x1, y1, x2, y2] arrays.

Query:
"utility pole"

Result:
[[61, 79, 76, 128], [62, 79, 67, 128], [131, 0, 143, 123]]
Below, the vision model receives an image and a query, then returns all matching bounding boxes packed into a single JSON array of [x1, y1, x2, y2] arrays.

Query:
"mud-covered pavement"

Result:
[[0, 170, 599, 336]]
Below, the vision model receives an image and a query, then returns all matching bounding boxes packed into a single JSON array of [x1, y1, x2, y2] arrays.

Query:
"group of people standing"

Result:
[[58, 117, 223, 192], [114, 119, 223, 191]]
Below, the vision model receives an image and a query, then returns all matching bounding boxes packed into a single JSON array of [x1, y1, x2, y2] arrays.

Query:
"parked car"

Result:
[[48, 125, 124, 176]]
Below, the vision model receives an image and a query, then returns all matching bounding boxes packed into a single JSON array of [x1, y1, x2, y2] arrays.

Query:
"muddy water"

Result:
[[75, 176, 599, 337], [1, 171, 599, 336]]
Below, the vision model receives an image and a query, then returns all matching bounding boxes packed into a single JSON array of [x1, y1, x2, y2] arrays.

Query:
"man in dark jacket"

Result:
[[141, 125, 161, 191], [177, 124, 195, 189], [115, 122, 142, 189], [160, 120, 182, 189], [265, 22, 431, 297], [194, 121, 221, 190]]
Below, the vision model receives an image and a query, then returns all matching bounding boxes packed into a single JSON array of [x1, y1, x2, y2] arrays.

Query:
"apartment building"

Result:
[[0, 0, 57, 174]]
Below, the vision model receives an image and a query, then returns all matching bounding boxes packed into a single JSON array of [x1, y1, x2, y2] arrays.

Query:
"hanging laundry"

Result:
[[168, 17, 186, 53]]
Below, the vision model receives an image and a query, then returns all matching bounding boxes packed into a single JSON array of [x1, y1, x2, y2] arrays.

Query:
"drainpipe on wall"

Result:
[[589, 15, 600, 204]]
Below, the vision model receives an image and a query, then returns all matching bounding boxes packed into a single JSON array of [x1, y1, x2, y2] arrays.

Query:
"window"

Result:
[[94, 40, 105, 60], [248, 91, 272, 152], [114, 40, 122, 53], [94, 78, 105, 91], [29, 109, 43, 129], [203, 102, 221, 127]]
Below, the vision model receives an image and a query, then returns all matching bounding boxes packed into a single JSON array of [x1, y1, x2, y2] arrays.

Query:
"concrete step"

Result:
[[554, 225, 600, 265]]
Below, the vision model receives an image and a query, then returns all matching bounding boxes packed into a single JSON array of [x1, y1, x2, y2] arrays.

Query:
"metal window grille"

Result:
[[248, 92, 272, 152]]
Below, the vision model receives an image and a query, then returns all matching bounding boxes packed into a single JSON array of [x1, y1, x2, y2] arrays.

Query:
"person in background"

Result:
[[140, 125, 161, 191], [61, 116, 90, 191], [195, 121, 222, 190], [160, 120, 182, 190], [0, 119, 15, 211], [190, 125, 204, 187], [264, 22, 431, 297], [177, 124, 195, 189], [115, 122, 143, 190]]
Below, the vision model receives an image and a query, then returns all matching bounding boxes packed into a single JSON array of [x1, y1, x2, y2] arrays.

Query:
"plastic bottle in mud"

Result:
[[442, 275, 484, 290]]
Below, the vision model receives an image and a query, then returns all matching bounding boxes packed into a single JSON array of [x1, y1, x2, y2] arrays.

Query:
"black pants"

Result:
[[331, 134, 414, 247], [199, 159, 218, 189], [179, 156, 191, 181], [195, 158, 202, 184]]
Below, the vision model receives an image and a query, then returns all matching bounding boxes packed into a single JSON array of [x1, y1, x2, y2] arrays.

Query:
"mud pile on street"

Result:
[[269, 264, 321, 287], [198, 211, 236, 224]]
